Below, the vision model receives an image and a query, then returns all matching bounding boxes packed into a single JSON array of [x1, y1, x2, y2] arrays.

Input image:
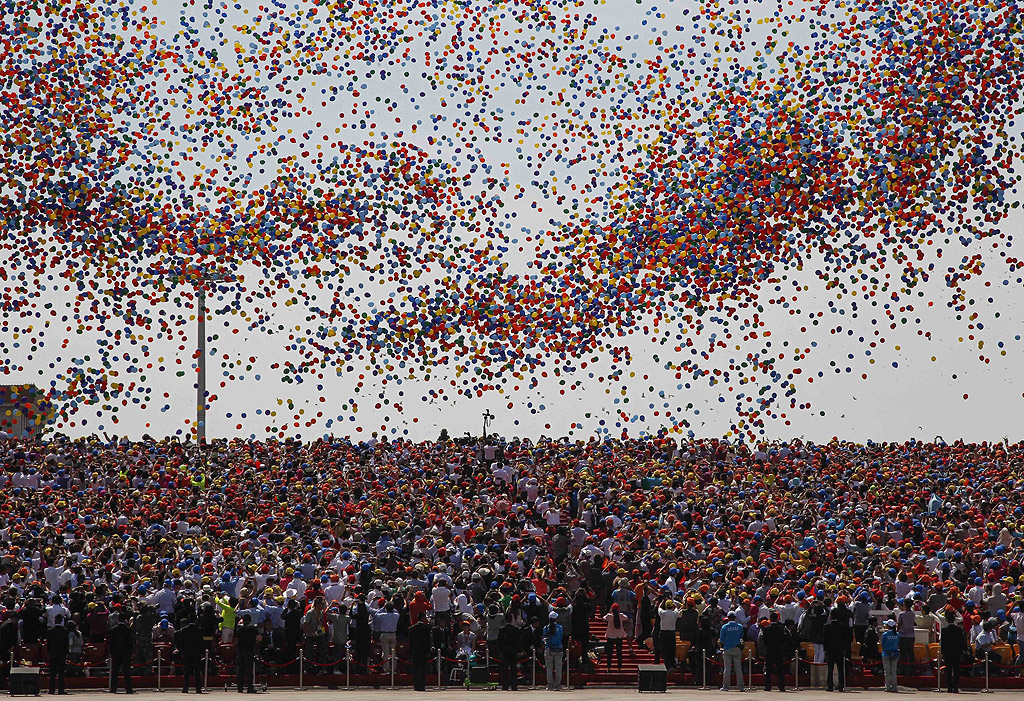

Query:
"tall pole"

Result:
[[196, 283, 207, 444]]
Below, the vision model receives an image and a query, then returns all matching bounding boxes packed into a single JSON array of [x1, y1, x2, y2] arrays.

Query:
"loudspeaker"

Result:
[[10, 667, 41, 696], [637, 663, 667, 692], [469, 665, 492, 684]]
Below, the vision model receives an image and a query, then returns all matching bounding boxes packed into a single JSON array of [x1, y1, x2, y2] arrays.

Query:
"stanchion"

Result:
[[701, 650, 708, 690], [981, 655, 992, 693], [347, 647, 352, 690], [933, 651, 942, 693], [299, 649, 304, 690], [748, 653, 753, 689], [532, 654, 537, 689], [157, 649, 163, 692], [793, 656, 800, 692], [204, 650, 209, 692], [389, 648, 396, 689], [565, 649, 570, 690], [108, 657, 113, 692], [437, 650, 442, 690]]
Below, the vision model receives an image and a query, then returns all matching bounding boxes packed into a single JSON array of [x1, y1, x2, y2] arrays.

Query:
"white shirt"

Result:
[[431, 585, 452, 612]]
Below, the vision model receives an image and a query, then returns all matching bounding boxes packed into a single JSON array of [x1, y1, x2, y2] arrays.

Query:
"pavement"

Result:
[[35, 689, 1024, 701]]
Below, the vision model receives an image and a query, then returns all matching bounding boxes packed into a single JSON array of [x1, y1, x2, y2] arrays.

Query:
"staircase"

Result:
[[585, 614, 656, 675]]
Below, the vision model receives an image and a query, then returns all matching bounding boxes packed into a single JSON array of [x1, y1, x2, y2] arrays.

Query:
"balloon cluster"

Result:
[[0, 0, 1021, 439]]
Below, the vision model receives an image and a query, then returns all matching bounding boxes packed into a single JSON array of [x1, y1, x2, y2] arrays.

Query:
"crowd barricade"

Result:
[[10, 634, 1024, 691]]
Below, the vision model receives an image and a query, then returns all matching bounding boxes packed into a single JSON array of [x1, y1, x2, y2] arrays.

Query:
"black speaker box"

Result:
[[469, 665, 492, 684], [637, 663, 667, 692], [9, 668, 41, 696]]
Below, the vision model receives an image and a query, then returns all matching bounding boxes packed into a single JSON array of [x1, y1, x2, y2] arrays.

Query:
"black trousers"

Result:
[[49, 657, 67, 694], [411, 660, 428, 691], [182, 657, 203, 693], [354, 635, 370, 669], [946, 655, 961, 692], [658, 631, 676, 670], [237, 653, 255, 692], [499, 656, 518, 690], [605, 638, 623, 670], [764, 656, 786, 691], [826, 654, 845, 691], [110, 654, 133, 693]]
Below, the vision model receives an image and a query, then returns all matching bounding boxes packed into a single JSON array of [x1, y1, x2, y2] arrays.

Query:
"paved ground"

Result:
[[40, 689, 1024, 701]]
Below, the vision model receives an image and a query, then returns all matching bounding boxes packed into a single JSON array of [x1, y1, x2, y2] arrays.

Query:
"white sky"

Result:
[[2, 0, 1023, 443]]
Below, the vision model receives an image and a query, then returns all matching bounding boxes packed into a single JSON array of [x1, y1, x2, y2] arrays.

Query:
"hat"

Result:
[[884, 620, 896, 628], [548, 611, 558, 620]]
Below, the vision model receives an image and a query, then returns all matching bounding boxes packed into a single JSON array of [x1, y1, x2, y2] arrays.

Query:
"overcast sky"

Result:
[[3, 0, 1023, 443]]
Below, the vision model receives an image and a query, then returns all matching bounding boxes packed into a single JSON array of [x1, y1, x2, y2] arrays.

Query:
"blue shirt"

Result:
[[544, 623, 564, 651], [881, 630, 901, 659], [719, 621, 744, 650]]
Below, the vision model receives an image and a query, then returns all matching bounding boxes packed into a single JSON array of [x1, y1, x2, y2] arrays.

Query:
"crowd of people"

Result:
[[0, 432, 1023, 694]]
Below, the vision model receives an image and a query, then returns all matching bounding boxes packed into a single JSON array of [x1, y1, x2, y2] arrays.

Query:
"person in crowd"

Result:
[[941, 610, 967, 694], [719, 610, 745, 692], [235, 614, 260, 694], [760, 611, 792, 692], [881, 619, 901, 693], [46, 614, 70, 695], [0, 433, 1023, 693], [823, 611, 851, 692], [543, 611, 564, 691], [108, 611, 134, 695]]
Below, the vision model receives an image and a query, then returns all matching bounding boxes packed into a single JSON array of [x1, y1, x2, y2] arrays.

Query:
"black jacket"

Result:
[[408, 621, 432, 664], [174, 622, 203, 660], [497, 623, 521, 659], [822, 620, 852, 657], [236, 623, 259, 654], [760, 621, 793, 659], [108, 621, 133, 658], [46, 625, 70, 659], [941, 624, 967, 659]]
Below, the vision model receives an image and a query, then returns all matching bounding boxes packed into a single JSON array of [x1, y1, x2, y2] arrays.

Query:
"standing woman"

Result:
[[543, 611, 565, 691], [611, 579, 637, 649], [637, 583, 655, 650], [603, 603, 629, 671]]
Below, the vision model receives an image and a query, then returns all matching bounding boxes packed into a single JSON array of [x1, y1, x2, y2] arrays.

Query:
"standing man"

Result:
[[760, 612, 792, 692], [46, 614, 70, 695], [823, 612, 852, 692], [235, 614, 260, 694], [374, 601, 400, 674], [657, 599, 679, 671], [719, 611, 745, 692], [497, 617, 521, 691], [408, 615, 432, 692], [108, 612, 134, 695], [940, 611, 966, 694], [175, 618, 204, 694]]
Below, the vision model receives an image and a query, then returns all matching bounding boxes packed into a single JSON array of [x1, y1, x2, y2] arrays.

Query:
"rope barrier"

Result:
[[349, 658, 387, 670], [303, 657, 346, 668], [255, 656, 299, 668], [987, 658, 1024, 669]]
